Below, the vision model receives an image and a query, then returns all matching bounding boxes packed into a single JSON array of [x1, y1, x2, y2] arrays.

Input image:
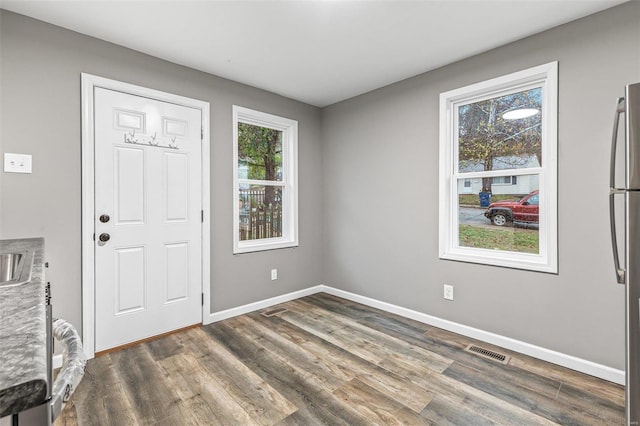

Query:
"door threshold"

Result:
[[95, 323, 200, 357]]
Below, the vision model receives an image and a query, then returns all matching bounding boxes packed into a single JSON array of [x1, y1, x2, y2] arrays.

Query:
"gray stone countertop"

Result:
[[0, 238, 47, 418]]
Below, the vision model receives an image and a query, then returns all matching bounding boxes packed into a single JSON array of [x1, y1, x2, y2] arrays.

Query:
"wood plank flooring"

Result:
[[55, 293, 624, 425]]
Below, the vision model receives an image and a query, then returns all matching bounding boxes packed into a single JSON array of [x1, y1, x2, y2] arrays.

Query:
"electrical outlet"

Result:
[[4, 153, 32, 173], [271, 269, 278, 280], [443, 284, 454, 301]]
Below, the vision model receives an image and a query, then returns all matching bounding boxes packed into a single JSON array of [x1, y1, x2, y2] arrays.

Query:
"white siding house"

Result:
[[457, 155, 540, 196]]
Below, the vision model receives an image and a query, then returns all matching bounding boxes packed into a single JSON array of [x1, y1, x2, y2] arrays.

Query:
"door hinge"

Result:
[[201, 293, 204, 306], [201, 210, 204, 223], [201, 127, 203, 140]]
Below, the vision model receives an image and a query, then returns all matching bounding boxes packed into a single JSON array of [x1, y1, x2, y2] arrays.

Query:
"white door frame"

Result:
[[80, 73, 211, 359]]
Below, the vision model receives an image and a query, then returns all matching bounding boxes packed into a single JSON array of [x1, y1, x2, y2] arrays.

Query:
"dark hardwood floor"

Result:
[[55, 293, 624, 425]]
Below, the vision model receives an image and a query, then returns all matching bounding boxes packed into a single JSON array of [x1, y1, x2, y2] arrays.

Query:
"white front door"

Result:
[[94, 87, 202, 352]]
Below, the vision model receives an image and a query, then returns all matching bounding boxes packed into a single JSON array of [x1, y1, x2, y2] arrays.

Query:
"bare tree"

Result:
[[458, 88, 542, 192]]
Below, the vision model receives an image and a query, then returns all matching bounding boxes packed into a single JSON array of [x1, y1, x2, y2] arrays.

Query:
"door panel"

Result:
[[115, 147, 145, 224], [163, 117, 188, 137], [115, 246, 146, 314], [164, 152, 189, 221], [94, 87, 202, 352], [165, 242, 189, 303], [114, 108, 146, 132]]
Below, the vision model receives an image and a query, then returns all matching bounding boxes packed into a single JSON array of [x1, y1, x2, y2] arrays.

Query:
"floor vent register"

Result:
[[464, 344, 511, 364], [260, 307, 288, 317]]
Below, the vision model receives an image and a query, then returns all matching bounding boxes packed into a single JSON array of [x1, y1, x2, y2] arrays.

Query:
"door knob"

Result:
[[99, 214, 110, 223], [98, 233, 110, 242]]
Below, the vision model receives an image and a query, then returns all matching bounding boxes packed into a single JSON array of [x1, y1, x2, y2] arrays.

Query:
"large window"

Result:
[[439, 62, 557, 273], [233, 106, 298, 253]]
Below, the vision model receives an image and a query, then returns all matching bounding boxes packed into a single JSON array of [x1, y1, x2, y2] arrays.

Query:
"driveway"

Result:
[[459, 206, 489, 226]]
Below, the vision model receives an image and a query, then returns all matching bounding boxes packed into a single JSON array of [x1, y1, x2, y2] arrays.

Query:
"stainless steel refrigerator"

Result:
[[610, 82, 640, 426]]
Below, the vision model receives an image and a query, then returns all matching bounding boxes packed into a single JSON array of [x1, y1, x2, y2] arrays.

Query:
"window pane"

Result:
[[238, 123, 283, 181], [457, 175, 539, 254], [239, 184, 283, 241], [458, 87, 542, 174]]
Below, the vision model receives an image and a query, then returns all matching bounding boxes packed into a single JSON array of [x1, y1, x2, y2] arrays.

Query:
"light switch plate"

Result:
[[443, 284, 454, 301], [4, 153, 32, 173]]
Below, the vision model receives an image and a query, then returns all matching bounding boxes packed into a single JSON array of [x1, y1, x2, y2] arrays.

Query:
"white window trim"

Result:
[[233, 106, 299, 254], [439, 62, 558, 273]]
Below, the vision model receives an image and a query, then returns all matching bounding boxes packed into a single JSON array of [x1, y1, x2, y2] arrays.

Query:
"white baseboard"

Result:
[[206, 285, 325, 324], [320, 286, 625, 385], [206, 284, 625, 385]]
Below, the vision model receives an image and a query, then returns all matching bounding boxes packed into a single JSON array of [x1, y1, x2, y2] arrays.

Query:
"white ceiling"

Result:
[[0, 0, 627, 107]]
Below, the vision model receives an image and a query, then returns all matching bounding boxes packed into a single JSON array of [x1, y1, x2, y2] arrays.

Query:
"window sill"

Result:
[[234, 238, 299, 254], [440, 249, 557, 274]]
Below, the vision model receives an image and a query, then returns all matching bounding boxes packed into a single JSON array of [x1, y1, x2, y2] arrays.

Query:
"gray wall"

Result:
[[322, 1, 639, 370], [0, 11, 323, 336]]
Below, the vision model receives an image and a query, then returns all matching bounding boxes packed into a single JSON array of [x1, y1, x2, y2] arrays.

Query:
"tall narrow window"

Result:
[[439, 62, 557, 272], [233, 106, 298, 253]]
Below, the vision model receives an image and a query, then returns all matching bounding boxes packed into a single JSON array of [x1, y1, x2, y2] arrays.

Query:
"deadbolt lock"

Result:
[[99, 214, 110, 223]]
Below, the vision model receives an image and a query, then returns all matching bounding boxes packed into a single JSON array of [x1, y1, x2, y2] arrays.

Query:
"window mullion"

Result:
[[238, 179, 286, 187], [454, 168, 542, 181]]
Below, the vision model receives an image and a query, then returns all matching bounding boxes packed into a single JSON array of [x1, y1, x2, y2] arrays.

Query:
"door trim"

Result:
[[81, 73, 211, 359]]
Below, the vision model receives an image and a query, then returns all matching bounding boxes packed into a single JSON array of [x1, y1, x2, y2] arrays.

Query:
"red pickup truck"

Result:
[[483, 190, 539, 228]]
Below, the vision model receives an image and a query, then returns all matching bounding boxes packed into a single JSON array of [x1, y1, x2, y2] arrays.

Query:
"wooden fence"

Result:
[[239, 189, 283, 240], [240, 188, 282, 204], [239, 204, 282, 241]]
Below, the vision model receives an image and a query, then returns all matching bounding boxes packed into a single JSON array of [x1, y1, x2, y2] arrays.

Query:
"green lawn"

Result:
[[459, 194, 522, 207], [459, 224, 539, 254]]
